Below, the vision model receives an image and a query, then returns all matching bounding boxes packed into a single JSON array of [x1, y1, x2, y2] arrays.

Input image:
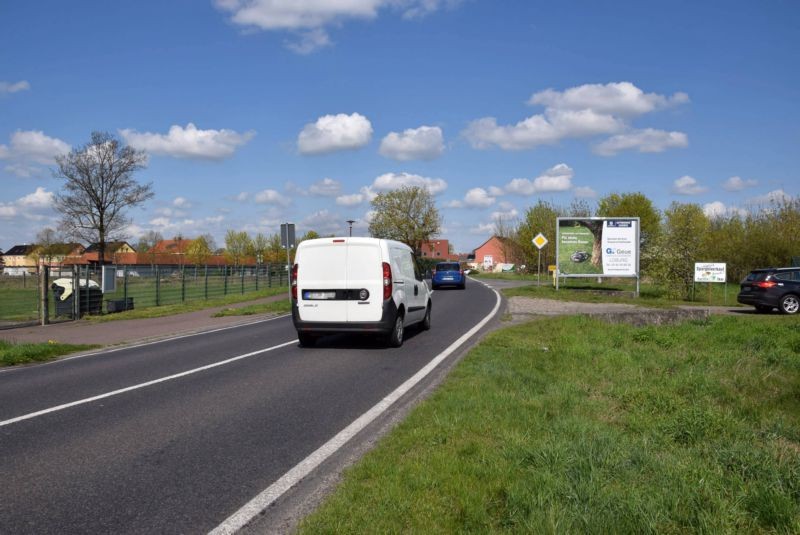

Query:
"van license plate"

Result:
[[304, 291, 336, 300]]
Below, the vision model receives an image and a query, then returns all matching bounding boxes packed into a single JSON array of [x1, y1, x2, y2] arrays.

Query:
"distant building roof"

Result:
[[4, 244, 37, 256], [84, 241, 135, 253], [151, 239, 192, 254]]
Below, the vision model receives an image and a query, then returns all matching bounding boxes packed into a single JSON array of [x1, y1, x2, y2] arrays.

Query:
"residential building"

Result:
[[83, 241, 137, 265], [419, 239, 455, 261], [471, 236, 520, 271], [2, 244, 38, 275]]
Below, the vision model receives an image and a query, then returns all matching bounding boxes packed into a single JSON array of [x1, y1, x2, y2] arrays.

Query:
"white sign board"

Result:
[[600, 219, 638, 276], [694, 262, 726, 283]]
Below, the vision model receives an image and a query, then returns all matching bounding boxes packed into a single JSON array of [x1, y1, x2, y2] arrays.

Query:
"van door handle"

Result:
[[395, 280, 404, 285]]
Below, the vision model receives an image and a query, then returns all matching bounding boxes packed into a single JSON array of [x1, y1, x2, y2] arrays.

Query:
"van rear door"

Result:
[[345, 241, 383, 322], [296, 240, 348, 322]]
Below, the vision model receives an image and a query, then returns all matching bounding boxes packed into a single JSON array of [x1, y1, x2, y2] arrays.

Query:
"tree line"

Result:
[[497, 193, 800, 298]]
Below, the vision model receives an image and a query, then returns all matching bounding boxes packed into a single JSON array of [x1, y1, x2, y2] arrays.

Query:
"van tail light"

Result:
[[382, 262, 392, 300], [291, 263, 298, 299], [754, 281, 777, 288]]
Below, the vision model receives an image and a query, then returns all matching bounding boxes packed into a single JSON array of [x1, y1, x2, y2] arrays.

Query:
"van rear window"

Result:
[[436, 263, 460, 271]]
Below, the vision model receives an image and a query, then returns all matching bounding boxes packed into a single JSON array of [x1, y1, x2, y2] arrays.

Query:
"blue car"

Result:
[[431, 262, 466, 290]]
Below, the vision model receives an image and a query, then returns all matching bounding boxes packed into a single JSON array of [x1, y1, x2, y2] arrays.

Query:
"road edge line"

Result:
[[209, 285, 502, 535]]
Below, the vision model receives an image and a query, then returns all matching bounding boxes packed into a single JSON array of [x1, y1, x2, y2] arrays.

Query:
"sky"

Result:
[[1, 0, 798, 254]]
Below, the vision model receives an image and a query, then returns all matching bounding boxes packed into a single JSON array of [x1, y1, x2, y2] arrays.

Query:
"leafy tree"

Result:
[[249, 233, 269, 262], [597, 192, 661, 273], [136, 230, 163, 268], [186, 236, 213, 266], [516, 200, 561, 272], [368, 186, 441, 253], [224, 230, 251, 267], [650, 202, 710, 299], [53, 131, 153, 265]]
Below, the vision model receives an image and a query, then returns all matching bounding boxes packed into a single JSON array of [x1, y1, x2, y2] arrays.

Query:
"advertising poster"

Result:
[[557, 218, 638, 277], [694, 263, 726, 283]]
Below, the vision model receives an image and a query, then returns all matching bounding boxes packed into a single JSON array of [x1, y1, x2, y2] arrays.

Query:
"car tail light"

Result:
[[382, 262, 392, 300], [754, 281, 777, 288], [291, 263, 298, 299]]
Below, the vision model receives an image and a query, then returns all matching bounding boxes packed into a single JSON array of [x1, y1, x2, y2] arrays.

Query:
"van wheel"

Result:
[[421, 304, 431, 331], [298, 332, 316, 347], [387, 313, 404, 348]]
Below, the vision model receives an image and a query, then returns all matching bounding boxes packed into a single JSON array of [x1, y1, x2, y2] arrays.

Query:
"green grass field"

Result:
[[299, 315, 800, 533]]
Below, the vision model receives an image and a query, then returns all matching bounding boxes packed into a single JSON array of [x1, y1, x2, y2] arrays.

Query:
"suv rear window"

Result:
[[436, 263, 460, 271], [774, 270, 800, 282], [745, 271, 770, 282]]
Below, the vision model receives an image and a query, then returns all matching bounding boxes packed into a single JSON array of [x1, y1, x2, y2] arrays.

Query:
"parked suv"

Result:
[[737, 267, 800, 314]]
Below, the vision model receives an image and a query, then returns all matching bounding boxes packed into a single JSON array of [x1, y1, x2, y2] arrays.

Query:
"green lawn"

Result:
[[0, 340, 98, 366], [299, 315, 800, 533]]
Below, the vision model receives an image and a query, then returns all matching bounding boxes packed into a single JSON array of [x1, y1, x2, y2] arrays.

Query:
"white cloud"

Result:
[[747, 189, 792, 207], [370, 171, 448, 194], [490, 206, 519, 221], [723, 175, 758, 192], [336, 193, 365, 206], [592, 128, 688, 156], [573, 186, 598, 198], [0, 130, 71, 176], [488, 186, 504, 197], [0, 80, 30, 94], [464, 81, 689, 154], [469, 222, 495, 234], [119, 123, 255, 160], [0, 187, 56, 222], [286, 28, 332, 54], [254, 189, 290, 206], [216, 0, 461, 53], [173, 196, 191, 208], [529, 82, 688, 117], [301, 209, 347, 235], [672, 175, 708, 195], [702, 201, 748, 219], [297, 113, 373, 154], [233, 192, 250, 202], [309, 177, 341, 197], [379, 125, 444, 161], [463, 187, 495, 208], [504, 163, 574, 195]]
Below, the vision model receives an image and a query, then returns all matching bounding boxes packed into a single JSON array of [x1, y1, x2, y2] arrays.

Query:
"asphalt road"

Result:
[[0, 279, 500, 534]]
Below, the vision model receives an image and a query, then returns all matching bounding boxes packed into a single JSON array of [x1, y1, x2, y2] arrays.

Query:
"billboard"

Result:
[[556, 217, 639, 277]]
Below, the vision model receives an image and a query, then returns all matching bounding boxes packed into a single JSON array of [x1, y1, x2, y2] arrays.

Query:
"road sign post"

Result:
[[532, 233, 548, 286]]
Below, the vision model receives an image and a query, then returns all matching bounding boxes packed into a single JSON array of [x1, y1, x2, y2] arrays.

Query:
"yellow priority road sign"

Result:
[[533, 233, 548, 249]]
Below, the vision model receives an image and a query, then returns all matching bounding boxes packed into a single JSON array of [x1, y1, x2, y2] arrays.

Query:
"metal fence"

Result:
[[0, 263, 289, 328]]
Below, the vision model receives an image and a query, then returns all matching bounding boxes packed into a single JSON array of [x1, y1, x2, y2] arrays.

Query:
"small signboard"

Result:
[[280, 223, 296, 249], [532, 233, 548, 250], [694, 262, 726, 283]]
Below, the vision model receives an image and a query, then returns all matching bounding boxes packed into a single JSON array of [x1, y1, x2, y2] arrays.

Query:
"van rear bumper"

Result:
[[292, 299, 398, 334]]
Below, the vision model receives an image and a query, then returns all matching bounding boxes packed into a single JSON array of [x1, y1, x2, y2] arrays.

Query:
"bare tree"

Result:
[[53, 131, 153, 265]]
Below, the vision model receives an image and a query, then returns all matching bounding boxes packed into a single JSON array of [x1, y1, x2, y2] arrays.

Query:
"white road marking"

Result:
[[210, 285, 502, 535], [0, 314, 292, 375], [0, 339, 298, 428]]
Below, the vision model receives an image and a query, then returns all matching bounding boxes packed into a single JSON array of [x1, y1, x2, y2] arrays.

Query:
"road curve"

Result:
[[0, 279, 500, 534]]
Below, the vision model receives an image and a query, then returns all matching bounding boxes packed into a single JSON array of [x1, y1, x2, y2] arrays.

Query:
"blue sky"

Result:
[[1, 0, 798, 253]]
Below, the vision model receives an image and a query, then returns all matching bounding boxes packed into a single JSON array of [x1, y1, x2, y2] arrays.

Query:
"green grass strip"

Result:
[[299, 315, 800, 533], [84, 287, 289, 322], [212, 298, 291, 317], [0, 340, 98, 367]]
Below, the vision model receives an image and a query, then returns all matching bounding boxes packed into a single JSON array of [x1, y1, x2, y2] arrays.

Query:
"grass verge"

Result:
[[475, 273, 742, 308], [0, 340, 98, 367], [299, 315, 800, 533], [212, 298, 291, 317], [83, 287, 289, 322]]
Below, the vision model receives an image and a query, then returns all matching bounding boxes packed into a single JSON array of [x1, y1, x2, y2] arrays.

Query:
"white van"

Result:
[[291, 237, 432, 347]]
